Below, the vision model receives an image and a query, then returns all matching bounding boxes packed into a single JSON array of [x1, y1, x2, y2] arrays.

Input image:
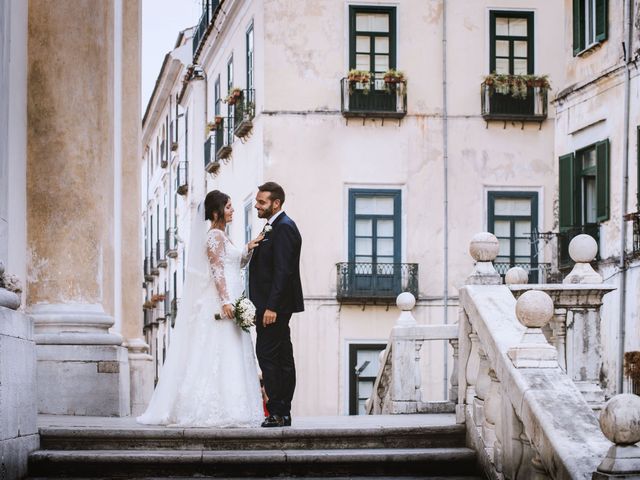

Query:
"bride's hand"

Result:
[[222, 304, 234, 319], [247, 233, 265, 251]]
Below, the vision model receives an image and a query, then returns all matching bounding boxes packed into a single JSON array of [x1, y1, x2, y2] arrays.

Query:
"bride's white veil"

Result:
[[137, 201, 215, 423]]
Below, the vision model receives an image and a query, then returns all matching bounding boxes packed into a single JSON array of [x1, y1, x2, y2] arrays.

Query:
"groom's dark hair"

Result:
[[258, 181, 285, 205]]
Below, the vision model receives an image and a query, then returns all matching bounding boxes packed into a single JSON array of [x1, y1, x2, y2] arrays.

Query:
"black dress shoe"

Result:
[[261, 414, 284, 427], [282, 415, 292, 426]]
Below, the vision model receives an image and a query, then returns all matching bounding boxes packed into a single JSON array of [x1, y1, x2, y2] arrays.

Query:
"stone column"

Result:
[[27, 0, 129, 416], [120, 0, 153, 416]]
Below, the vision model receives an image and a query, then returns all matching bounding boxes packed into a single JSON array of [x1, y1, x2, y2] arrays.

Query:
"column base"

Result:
[[125, 338, 154, 416], [37, 343, 130, 416]]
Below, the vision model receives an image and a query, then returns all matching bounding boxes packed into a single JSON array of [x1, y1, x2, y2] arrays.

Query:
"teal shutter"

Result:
[[596, 139, 610, 222], [559, 153, 576, 230], [595, 0, 608, 43], [573, 0, 583, 55]]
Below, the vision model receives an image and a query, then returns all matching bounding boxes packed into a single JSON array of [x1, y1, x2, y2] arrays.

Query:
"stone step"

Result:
[[38, 424, 466, 451], [28, 447, 480, 477]]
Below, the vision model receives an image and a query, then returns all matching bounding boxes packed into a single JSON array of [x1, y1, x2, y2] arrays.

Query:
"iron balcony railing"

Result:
[[340, 77, 407, 119], [336, 262, 418, 303], [192, 0, 221, 57], [481, 82, 548, 122], [165, 227, 178, 258], [215, 117, 232, 161], [156, 239, 167, 268], [624, 212, 640, 256], [143, 256, 154, 282], [494, 262, 553, 284], [176, 161, 188, 195], [558, 224, 600, 270], [204, 136, 219, 173], [233, 89, 255, 138], [149, 248, 159, 276]]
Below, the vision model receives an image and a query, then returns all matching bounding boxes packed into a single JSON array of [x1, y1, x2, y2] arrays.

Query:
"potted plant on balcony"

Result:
[[206, 116, 224, 133], [484, 73, 551, 99], [151, 293, 165, 303], [347, 69, 371, 95], [225, 87, 243, 105], [383, 69, 406, 94], [143, 300, 155, 310]]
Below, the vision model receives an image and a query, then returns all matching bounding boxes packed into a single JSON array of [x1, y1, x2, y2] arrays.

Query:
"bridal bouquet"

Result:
[[215, 295, 256, 332]]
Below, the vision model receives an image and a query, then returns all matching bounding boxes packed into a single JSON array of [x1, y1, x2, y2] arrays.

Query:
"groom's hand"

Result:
[[263, 309, 277, 326]]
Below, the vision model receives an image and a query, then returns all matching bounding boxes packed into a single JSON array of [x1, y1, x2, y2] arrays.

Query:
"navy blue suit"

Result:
[[249, 212, 303, 417]]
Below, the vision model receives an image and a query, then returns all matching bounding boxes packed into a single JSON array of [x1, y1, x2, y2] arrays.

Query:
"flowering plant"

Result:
[[215, 295, 256, 332]]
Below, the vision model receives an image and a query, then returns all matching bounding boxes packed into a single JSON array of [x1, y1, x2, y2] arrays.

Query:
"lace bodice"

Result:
[[206, 229, 251, 306]]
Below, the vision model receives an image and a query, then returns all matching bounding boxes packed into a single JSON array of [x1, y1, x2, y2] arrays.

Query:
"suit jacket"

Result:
[[249, 212, 304, 315]]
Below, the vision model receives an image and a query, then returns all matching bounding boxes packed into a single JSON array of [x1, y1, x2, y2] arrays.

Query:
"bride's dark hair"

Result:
[[204, 190, 230, 225]]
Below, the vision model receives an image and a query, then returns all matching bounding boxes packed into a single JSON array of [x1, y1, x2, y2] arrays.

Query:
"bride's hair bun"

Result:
[[204, 190, 230, 223]]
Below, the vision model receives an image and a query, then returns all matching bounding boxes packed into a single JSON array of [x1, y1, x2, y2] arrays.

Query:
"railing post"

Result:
[[593, 394, 640, 478], [466, 232, 502, 285], [448, 337, 459, 404]]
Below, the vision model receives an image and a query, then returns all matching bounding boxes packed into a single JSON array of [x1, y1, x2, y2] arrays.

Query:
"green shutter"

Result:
[[595, 0, 608, 43], [559, 153, 576, 230], [573, 0, 583, 55], [596, 139, 610, 222]]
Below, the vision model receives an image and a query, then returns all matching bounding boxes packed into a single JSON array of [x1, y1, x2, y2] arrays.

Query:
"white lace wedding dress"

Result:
[[137, 228, 263, 428]]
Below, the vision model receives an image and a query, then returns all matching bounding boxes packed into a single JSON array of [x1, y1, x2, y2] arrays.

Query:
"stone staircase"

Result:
[[27, 414, 483, 478]]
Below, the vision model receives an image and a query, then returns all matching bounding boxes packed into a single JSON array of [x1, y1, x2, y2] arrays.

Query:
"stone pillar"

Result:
[[120, 0, 153, 416], [27, 0, 129, 416]]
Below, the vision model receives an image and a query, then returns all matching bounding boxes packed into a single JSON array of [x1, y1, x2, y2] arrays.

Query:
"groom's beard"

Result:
[[258, 204, 273, 219]]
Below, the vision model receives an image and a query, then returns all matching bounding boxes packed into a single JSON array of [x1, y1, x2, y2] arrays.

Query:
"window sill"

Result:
[[575, 41, 603, 58]]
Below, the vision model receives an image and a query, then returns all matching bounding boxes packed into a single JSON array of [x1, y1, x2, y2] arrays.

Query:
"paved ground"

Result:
[[38, 414, 457, 431]]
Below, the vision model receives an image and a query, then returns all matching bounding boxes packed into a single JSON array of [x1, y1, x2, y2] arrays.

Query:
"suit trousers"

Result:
[[255, 312, 296, 417]]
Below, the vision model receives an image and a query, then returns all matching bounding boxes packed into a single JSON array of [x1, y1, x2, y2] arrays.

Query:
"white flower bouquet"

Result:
[[215, 295, 256, 332]]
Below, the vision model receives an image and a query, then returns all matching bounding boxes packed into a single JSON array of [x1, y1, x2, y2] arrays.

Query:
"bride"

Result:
[[137, 190, 265, 427]]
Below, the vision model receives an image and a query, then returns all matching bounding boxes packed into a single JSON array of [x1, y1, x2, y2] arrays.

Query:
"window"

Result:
[[573, 0, 608, 55], [246, 23, 254, 90], [559, 140, 609, 265], [227, 56, 234, 92], [214, 75, 221, 116], [488, 192, 540, 282], [227, 56, 234, 132], [349, 343, 386, 415], [489, 11, 533, 75], [349, 6, 396, 77]]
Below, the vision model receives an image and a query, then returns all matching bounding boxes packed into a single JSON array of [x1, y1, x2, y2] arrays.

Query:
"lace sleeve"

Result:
[[240, 244, 253, 268], [206, 230, 232, 306]]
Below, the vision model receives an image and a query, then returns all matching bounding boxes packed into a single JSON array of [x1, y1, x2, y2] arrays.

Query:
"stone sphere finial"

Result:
[[569, 234, 598, 263], [599, 394, 640, 445], [515, 290, 554, 328], [505, 267, 529, 285], [469, 232, 500, 262], [396, 292, 416, 312]]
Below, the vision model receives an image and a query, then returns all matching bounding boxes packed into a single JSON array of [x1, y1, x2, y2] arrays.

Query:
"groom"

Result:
[[249, 182, 304, 428]]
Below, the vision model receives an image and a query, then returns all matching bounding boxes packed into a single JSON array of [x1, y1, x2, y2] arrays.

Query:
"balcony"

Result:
[[165, 227, 178, 259], [340, 78, 407, 121], [215, 117, 232, 161], [494, 262, 553, 284], [204, 136, 219, 173], [558, 224, 600, 270], [232, 89, 255, 138], [192, 0, 221, 58], [143, 257, 154, 282], [336, 262, 418, 304], [149, 249, 159, 276], [176, 161, 188, 196], [481, 78, 548, 124], [156, 240, 167, 268]]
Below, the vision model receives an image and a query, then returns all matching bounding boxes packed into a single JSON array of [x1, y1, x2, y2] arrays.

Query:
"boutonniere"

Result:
[[264, 225, 273, 234]]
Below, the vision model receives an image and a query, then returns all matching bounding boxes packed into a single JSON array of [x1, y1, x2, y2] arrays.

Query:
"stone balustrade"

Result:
[[366, 292, 459, 415]]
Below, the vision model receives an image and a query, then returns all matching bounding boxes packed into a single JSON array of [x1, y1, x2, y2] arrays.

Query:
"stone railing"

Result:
[[366, 292, 458, 415], [367, 233, 640, 479]]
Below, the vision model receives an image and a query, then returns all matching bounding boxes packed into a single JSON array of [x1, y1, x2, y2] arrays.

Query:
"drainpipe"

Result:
[[617, 0, 633, 394], [442, 0, 450, 400]]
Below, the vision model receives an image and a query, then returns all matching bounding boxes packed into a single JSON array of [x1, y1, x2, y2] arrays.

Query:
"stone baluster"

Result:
[[484, 368, 501, 467], [448, 337, 459, 404], [507, 290, 557, 368], [548, 309, 567, 371], [593, 393, 640, 478], [466, 331, 480, 405], [457, 308, 471, 423], [474, 347, 490, 431]]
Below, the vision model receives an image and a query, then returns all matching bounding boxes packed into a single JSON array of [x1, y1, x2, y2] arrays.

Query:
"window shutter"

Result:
[[572, 0, 583, 55], [596, 139, 610, 222], [559, 153, 576, 229], [595, 0, 608, 43]]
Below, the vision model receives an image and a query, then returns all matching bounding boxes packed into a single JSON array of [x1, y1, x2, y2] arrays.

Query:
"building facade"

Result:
[[142, 0, 569, 416], [554, 0, 640, 396]]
